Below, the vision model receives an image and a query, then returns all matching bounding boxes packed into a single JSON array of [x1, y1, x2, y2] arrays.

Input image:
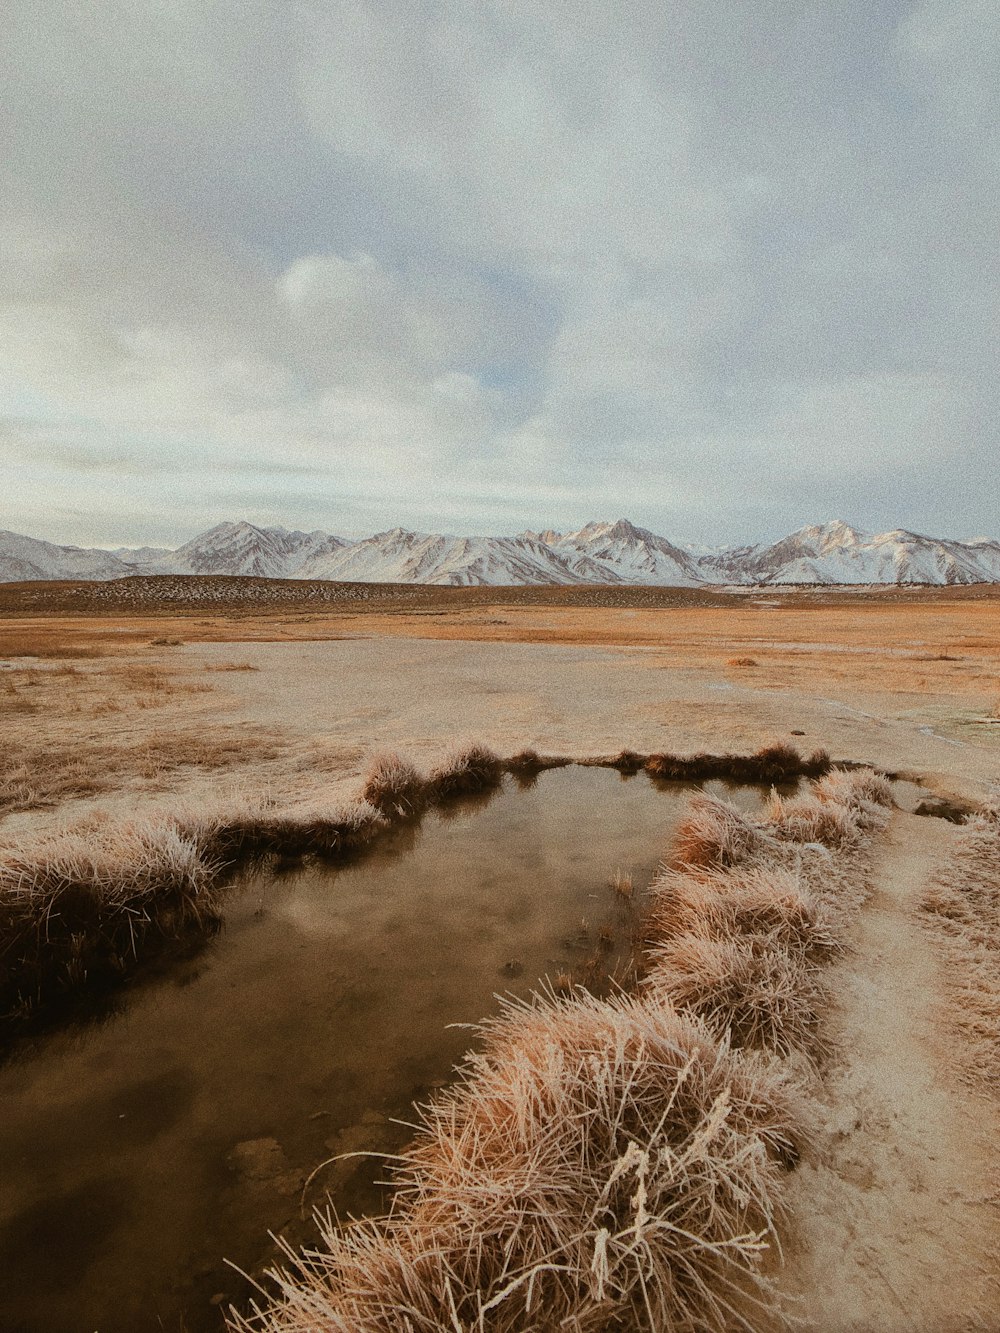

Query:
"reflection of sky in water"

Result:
[[0, 768, 773, 1333]]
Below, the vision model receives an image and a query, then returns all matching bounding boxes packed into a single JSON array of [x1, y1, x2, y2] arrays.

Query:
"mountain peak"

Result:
[[568, 517, 649, 543], [801, 518, 866, 542], [3, 517, 999, 587]]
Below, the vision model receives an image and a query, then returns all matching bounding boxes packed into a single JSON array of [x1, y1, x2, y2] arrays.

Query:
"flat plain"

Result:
[[2, 579, 997, 832], [2, 577, 999, 1331]]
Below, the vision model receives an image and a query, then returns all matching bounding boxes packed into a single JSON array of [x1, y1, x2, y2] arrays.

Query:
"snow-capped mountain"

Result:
[[0, 530, 136, 582], [698, 520, 1000, 586], [158, 521, 347, 578], [554, 519, 703, 586], [3, 517, 999, 586], [295, 528, 587, 585]]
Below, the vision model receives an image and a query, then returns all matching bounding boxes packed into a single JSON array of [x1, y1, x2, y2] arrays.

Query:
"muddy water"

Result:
[[0, 769, 768, 1333]]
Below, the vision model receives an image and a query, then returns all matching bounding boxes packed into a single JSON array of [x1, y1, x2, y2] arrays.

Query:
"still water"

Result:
[[0, 768, 768, 1333]]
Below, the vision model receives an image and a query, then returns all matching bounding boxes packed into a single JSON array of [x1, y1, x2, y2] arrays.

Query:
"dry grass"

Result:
[[0, 749, 109, 814], [610, 869, 634, 901], [764, 793, 862, 849], [644, 743, 830, 786], [192, 794, 389, 864], [919, 797, 1000, 1091], [0, 815, 217, 1023], [232, 992, 802, 1333], [0, 676, 40, 716], [671, 795, 774, 870], [226, 764, 891, 1333], [608, 749, 645, 775], [134, 730, 283, 779], [0, 727, 285, 815], [361, 752, 427, 815], [640, 771, 890, 1058], [645, 932, 828, 1057], [90, 661, 214, 711], [427, 744, 504, 800], [0, 743, 894, 1326], [645, 867, 837, 959], [0, 790, 389, 1028], [812, 769, 894, 821]]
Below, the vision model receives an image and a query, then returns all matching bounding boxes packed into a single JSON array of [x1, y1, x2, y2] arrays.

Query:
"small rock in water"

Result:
[[227, 1137, 301, 1195]]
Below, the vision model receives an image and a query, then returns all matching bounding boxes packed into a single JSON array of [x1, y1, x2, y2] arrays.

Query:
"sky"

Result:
[[2, 0, 998, 548]]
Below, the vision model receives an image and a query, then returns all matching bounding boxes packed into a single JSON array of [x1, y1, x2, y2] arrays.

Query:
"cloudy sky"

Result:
[[2, 0, 998, 547]]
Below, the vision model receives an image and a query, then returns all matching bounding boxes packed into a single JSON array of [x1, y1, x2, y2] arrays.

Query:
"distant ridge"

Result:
[[2, 518, 999, 587]]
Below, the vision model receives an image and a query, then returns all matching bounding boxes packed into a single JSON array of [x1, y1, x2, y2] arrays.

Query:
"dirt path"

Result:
[[777, 811, 1000, 1330]]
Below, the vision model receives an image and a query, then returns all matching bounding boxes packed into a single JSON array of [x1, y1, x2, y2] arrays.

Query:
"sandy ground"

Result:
[[776, 812, 1000, 1330], [2, 587, 999, 1328]]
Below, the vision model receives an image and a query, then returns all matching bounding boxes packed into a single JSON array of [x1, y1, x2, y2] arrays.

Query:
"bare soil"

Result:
[[776, 812, 1000, 1329]]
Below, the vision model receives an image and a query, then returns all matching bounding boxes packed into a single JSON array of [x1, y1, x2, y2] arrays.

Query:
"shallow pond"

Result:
[[0, 768, 771, 1333]]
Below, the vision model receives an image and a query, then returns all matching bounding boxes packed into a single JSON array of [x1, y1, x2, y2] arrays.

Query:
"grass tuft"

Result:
[[427, 744, 504, 800], [671, 794, 773, 869], [361, 752, 427, 815], [230, 992, 803, 1333], [764, 792, 862, 848], [645, 931, 827, 1057], [646, 865, 837, 958]]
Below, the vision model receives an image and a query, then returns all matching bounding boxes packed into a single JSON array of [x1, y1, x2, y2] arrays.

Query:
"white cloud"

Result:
[[1, 0, 998, 546], [297, 1, 730, 281], [897, 0, 1000, 133]]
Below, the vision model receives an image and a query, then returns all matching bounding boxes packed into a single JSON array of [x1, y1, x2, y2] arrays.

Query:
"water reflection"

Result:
[[0, 767, 775, 1333]]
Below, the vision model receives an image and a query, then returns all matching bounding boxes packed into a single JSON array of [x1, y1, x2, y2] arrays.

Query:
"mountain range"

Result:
[[3, 518, 1000, 587]]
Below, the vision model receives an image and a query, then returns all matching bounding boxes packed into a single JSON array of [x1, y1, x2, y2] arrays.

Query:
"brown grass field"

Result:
[[0, 579, 998, 839], [2, 576, 999, 1330]]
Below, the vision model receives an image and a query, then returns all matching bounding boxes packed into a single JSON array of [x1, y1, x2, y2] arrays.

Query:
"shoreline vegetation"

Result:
[[0, 743, 831, 1035], [5, 737, 993, 1326], [919, 796, 1000, 1092], [227, 766, 895, 1331]]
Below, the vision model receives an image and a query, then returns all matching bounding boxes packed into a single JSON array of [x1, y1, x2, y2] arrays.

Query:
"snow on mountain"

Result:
[[0, 530, 136, 582], [155, 521, 346, 578], [2, 518, 999, 586], [700, 521, 1000, 586], [555, 518, 703, 586], [964, 538, 1000, 581], [297, 528, 586, 585]]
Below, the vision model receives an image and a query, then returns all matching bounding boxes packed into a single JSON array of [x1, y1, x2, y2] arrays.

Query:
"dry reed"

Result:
[[427, 744, 504, 800], [231, 992, 803, 1333], [645, 866, 837, 959], [671, 795, 773, 869], [361, 752, 427, 815]]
